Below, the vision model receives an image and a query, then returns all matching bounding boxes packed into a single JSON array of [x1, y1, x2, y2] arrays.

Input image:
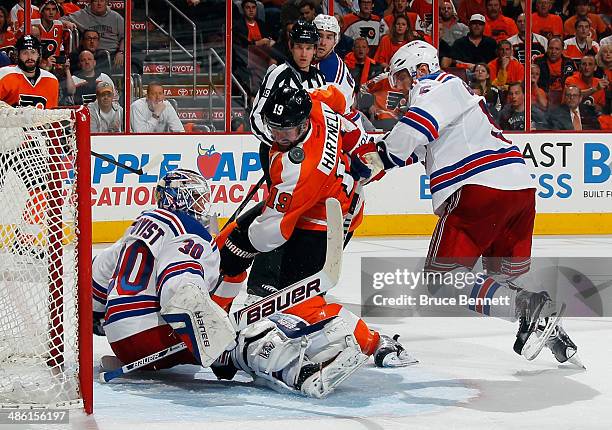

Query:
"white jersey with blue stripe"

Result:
[[380, 71, 534, 215], [315, 52, 355, 116], [92, 208, 220, 343]]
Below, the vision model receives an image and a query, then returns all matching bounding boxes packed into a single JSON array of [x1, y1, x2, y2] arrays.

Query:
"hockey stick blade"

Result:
[[232, 198, 343, 331], [99, 198, 343, 382], [99, 342, 188, 383]]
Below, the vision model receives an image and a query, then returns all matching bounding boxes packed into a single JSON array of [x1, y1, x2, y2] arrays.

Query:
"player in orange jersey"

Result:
[[0, 35, 61, 259], [217, 86, 418, 368]]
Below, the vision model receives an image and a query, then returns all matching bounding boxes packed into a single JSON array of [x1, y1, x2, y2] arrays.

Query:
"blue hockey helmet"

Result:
[[155, 168, 212, 223]]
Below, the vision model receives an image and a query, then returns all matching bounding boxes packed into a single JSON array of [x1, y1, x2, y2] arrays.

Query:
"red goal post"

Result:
[[0, 104, 92, 413]]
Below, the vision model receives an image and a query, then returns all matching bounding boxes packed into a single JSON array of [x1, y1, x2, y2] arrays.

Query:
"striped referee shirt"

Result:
[[250, 58, 326, 145]]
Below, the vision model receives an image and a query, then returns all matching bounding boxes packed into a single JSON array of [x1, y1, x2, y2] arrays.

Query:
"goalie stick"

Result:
[[99, 198, 344, 383]]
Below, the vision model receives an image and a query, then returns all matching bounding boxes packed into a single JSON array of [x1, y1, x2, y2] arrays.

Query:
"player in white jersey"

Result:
[[313, 14, 362, 127], [92, 168, 367, 397], [351, 41, 582, 366]]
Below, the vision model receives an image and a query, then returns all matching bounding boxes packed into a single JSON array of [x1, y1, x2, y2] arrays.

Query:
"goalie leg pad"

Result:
[[298, 341, 368, 398], [160, 283, 236, 367]]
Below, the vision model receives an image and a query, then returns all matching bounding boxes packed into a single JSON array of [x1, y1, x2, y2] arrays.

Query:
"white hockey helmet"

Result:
[[388, 40, 440, 87], [313, 14, 340, 45]]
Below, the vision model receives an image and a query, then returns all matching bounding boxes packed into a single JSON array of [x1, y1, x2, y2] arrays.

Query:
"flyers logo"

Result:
[[359, 26, 376, 39], [386, 91, 404, 110], [18, 94, 48, 109]]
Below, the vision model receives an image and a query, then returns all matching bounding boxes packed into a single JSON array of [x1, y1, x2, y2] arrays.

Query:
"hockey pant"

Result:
[[425, 185, 536, 319]]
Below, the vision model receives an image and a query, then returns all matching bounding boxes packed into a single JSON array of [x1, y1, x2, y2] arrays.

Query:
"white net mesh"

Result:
[[0, 105, 84, 408]]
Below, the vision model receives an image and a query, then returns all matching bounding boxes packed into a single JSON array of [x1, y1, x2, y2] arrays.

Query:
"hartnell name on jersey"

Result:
[[244, 279, 322, 325], [318, 107, 340, 175]]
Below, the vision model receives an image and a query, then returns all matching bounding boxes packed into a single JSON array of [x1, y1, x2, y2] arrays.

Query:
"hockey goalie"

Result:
[[92, 168, 367, 398]]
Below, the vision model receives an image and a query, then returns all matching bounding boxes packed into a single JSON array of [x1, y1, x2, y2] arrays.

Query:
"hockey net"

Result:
[[0, 104, 92, 412]]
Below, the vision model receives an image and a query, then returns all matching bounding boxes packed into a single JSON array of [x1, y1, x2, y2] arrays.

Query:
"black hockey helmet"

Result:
[[263, 86, 312, 148], [289, 19, 319, 45], [16, 35, 41, 54]]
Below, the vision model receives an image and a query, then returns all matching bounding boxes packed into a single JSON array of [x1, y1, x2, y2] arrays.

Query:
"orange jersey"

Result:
[[59, 2, 81, 14], [563, 37, 600, 61], [10, 4, 40, 33], [531, 13, 563, 39], [0, 30, 17, 49], [383, 12, 419, 32], [564, 14, 607, 39], [488, 58, 525, 84], [0, 66, 59, 108], [484, 15, 518, 42], [248, 100, 358, 252], [32, 19, 65, 56], [565, 72, 606, 108], [374, 35, 409, 65], [366, 75, 405, 120]]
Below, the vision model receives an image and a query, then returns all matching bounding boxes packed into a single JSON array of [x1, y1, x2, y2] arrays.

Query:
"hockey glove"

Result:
[[93, 311, 106, 337], [218, 224, 259, 277], [373, 334, 419, 367], [350, 138, 394, 184]]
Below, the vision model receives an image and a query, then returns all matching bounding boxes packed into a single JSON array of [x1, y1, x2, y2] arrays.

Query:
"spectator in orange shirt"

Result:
[[563, 0, 607, 40], [484, 0, 518, 42], [346, 37, 383, 86], [408, 0, 433, 26], [374, 15, 413, 68], [531, 63, 548, 110], [457, 0, 487, 25], [489, 39, 525, 90], [383, 0, 423, 34], [532, 0, 563, 40], [0, 7, 16, 53], [565, 55, 609, 111], [56, 0, 80, 15], [563, 18, 600, 64], [534, 36, 576, 91]]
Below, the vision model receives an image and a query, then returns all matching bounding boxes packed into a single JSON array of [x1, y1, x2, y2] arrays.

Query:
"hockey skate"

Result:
[[545, 323, 585, 368], [513, 290, 566, 361], [374, 334, 419, 367], [296, 346, 369, 398]]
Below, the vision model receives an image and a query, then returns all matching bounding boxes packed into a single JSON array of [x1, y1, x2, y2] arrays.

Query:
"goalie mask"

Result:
[[262, 86, 312, 150], [388, 40, 440, 87], [155, 169, 212, 225]]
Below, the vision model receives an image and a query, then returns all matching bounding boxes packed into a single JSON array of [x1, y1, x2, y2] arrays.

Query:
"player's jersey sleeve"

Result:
[[308, 84, 347, 115], [382, 75, 473, 166], [91, 238, 126, 313], [316, 53, 355, 113]]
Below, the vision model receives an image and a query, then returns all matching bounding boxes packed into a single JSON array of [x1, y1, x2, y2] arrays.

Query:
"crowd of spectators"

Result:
[[0, 0, 609, 133], [234, 0, 611, 131]]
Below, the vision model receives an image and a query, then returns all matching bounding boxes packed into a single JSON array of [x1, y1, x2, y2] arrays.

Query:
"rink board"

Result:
[[88, 133, 612, 242]]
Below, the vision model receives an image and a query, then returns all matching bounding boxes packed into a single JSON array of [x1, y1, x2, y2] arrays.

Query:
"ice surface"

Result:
[[29, 236, 612, 430]]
